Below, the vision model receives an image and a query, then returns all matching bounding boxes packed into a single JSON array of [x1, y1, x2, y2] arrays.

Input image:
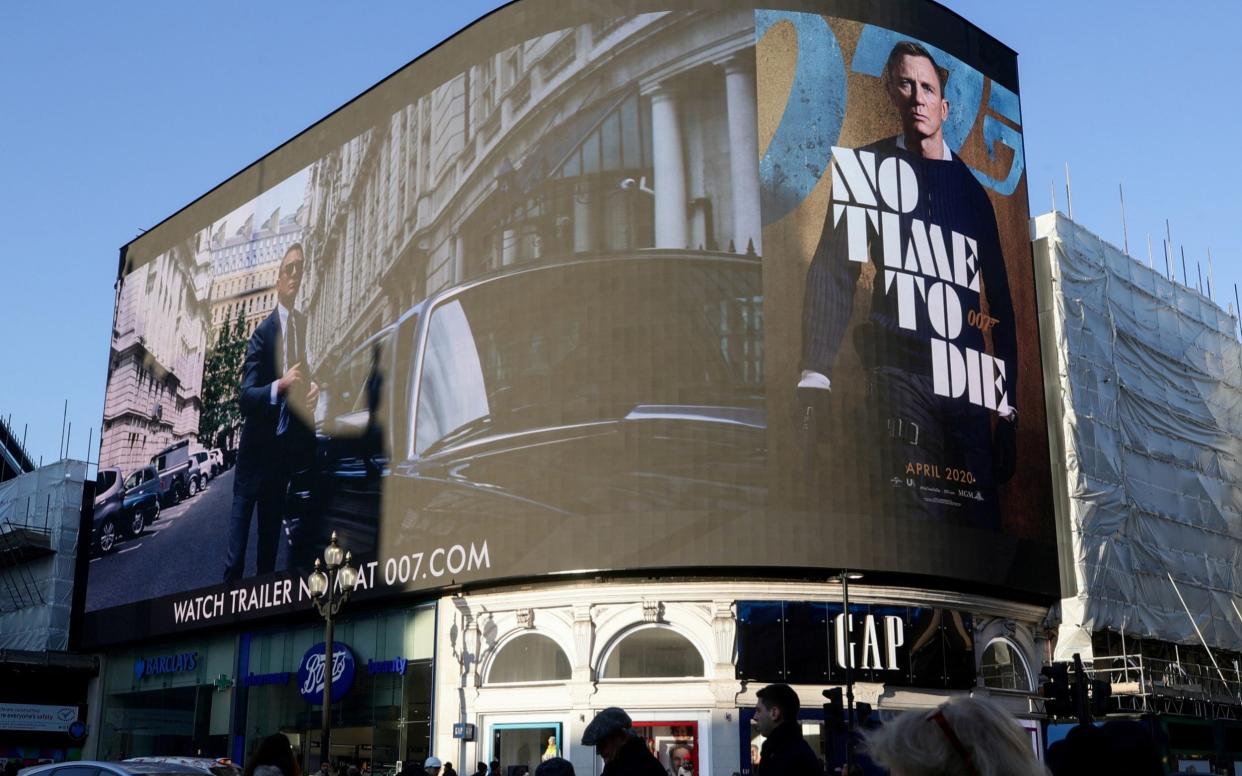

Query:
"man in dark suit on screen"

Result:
[[798, 41, 1018, 526], [224, 242, 319, 582]]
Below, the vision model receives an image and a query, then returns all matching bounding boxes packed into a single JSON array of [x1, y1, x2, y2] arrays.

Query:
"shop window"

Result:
[[491, 722, 561, 776], [600, 626, 704, 679], [634, 722, 698, 776], [980, 638, 1032, 691], [487, 633, 571, 684]]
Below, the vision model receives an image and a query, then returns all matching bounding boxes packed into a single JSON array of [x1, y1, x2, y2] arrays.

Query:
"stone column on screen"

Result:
[[723, 54, 762, 255], [649, 84, 689, 249]]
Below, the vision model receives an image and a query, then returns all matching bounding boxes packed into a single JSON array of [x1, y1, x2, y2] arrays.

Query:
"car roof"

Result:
[[21, 762, 213, 776], [124, 758, 235, 771]]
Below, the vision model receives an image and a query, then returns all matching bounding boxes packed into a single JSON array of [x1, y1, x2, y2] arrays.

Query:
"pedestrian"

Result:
[[443, 762, 458, 776], [1046, 719, 1161, 776], [487, 761, 501, 776], [319, 763, 334, 776], [473, 763, 487, 776], [750, 684, 821, 776], [423, 758, 442, 776], [243, 733, 301, 776], [864, 695, 1047, 776], [581, 707, 665, 776], [534, 759, 574, 776]]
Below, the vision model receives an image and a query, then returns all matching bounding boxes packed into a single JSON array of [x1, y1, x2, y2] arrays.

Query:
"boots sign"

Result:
[[297, 642, 357, 703], [736, 602, 976, 689]]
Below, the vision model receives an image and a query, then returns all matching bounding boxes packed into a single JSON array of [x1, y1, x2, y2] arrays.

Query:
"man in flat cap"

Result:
[[582, 708, 665, 776]]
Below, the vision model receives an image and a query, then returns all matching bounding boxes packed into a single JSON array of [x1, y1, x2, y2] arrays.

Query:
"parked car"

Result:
[[92, 466, 161, 555], [18, 761, 211, 776], [151, 439, 194, 505], [123, 758, 240, 776], [285, 251, 766, 568], [192, 450, 215, 481]]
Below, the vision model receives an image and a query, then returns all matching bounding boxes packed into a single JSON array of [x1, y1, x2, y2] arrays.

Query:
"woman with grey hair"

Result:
[[864, 695, 1047, 776]]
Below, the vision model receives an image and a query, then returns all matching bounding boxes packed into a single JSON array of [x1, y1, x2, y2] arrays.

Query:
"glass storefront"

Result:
[[96, 633, 236, 760], [96, 605, 435, 773], [241, 605, 435, 776]]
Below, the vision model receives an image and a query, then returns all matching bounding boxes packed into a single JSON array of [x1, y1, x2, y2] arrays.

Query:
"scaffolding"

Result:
[[0, 459, 87, 651], [1034, 212, 1242, 661]]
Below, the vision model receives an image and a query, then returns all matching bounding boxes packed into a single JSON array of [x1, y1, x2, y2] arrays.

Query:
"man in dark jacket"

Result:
[[223, 242, 319, 582], [582, 707, 665, 776], [752, 684, 821, 776]]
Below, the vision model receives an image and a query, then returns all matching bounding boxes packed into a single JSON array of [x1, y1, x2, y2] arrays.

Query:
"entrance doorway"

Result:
[[304, 726, 399, 775]]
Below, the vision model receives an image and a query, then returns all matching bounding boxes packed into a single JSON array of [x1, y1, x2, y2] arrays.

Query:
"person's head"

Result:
[[670, 745, 692, 771], [582, 707, 633, 763], [319, 765, 330, 775], [864, 695, 1046, 776], [244, 733, 301, 776], [277, 243, 306, 308], [533, 758, 575, 776], [423, 757, 442, 776], [476, 764, 487, 774], [883, 41, 950, 153], [753, 683, 800, 737]]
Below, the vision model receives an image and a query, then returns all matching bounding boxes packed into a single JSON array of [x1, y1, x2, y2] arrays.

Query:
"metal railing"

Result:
[[1085, 653, 1242, 708]]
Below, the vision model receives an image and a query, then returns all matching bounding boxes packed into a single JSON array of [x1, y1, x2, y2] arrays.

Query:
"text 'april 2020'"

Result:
[[171, 541, 492, 624]]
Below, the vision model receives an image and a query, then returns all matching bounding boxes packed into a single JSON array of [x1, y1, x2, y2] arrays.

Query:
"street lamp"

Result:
[[308, 531, 358, 769], [832, 570, 864, 769]]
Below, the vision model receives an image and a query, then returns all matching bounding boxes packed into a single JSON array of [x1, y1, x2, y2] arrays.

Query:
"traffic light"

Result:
[[1090, 678, 1112, 717], [1040, 663, 1072, 717], [822, 687, 844, 729]]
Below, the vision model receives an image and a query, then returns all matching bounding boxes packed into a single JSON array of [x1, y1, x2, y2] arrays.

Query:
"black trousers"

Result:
[[223, 473, 287, 583], [869, 366, 998, 528]]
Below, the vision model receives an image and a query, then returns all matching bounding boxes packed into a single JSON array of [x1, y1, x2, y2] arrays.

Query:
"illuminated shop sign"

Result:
[[134, 651, 198, 680]]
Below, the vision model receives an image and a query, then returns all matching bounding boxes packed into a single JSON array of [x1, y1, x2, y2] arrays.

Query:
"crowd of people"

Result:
[[237, 682, 1172, 776]]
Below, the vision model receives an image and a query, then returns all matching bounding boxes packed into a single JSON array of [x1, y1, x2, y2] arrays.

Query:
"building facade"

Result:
[[99, 240, 208, 474], [1033, 212, 1242, 769], [84, 3, 1063, 775], [0, 460, 97, 769]]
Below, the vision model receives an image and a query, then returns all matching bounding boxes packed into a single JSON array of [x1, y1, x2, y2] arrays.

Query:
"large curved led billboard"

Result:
[[84, 0, 1053, 644]]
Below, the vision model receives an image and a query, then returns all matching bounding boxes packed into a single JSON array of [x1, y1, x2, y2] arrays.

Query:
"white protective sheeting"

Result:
[[0, 459, 87, 651], [1034, 213, 1242, 657]]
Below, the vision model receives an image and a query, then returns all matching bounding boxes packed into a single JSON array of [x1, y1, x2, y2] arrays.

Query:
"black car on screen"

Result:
[[284, 251, 766, 568], [92, 465, 161, 554]]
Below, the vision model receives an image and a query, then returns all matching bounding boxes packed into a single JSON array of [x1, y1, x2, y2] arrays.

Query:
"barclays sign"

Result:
[[134, 652, 198, 680], [297, 642, 356, 703]]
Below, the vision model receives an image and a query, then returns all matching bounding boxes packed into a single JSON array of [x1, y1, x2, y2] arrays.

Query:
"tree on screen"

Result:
[[199, 308, 246, 450]]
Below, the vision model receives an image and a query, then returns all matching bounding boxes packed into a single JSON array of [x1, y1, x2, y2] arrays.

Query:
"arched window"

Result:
[[980, 638, 1032, 691], [600, 626, 704, 679], [486, 633, 571, 684]]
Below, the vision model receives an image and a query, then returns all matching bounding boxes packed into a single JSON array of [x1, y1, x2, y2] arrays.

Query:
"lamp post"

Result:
[[833, 570, 864, 769], [308, 531, 358, 770]]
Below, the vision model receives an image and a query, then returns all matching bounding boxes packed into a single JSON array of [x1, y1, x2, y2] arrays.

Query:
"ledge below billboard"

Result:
[[84, 0, 1055, 646]]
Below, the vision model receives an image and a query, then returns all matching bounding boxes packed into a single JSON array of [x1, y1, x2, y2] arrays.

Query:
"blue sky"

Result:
[[0, 0, 1238, 469]]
